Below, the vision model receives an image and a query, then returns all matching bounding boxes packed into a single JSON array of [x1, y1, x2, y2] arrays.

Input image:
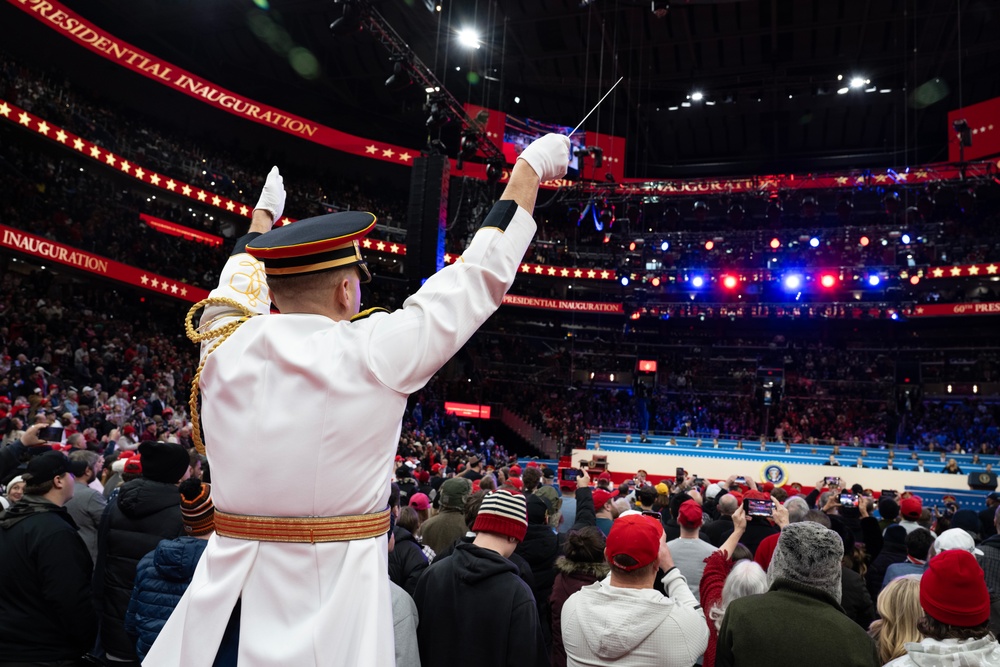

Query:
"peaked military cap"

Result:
[[246, 211, 376, 283]]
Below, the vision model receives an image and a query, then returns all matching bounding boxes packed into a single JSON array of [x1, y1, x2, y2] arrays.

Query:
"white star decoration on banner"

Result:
[[139, 275, 190, 298]]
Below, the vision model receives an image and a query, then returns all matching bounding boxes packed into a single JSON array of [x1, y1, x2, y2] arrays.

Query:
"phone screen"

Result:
[[839, 493, 859, 507], [824, 476, 841, 487], [560, 468, 579, 482], [744, 498, 773, 517], [676, 467, 685, 480], [39, 426, 64, 442]]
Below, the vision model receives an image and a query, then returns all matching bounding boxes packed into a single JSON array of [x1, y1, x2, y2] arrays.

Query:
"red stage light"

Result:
[[910, 275, 920, 285], [722, 275, 738, 290], [629, 241, 637, 251], [820, 274, 837, 288], [769, 238, 781, 250], [859, 236, 870, 247], [705, 240, 715, 250], [651, 276, 661, 287]]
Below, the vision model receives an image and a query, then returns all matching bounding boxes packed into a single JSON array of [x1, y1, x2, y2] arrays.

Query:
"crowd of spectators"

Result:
[[6, 420, 1000, 666]]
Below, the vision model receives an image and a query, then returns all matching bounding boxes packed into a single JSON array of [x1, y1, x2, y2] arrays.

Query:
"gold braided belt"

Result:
[[214, 507, 391, 544]]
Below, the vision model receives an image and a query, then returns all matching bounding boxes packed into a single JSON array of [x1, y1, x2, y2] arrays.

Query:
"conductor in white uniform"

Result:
[[144, 133, 570, 667]]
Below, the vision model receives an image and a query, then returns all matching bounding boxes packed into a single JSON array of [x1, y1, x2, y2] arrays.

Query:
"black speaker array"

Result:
[[404, 155, 450, 292]]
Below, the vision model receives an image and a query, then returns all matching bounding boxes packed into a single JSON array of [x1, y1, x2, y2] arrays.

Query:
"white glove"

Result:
[[253, 166, 286, 223], [517, 133, 571, 182]]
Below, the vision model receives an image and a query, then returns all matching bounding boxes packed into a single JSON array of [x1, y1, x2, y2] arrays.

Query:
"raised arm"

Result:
[[363, 135, 571, 395], [192, 167, 286, 356]]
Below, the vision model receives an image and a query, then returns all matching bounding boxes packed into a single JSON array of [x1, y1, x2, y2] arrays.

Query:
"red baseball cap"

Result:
[[123, 456, 142, 475], [431, 463, 442, 472], [598, 471, 612, 481], [593, 488, 619, 509], [677, 499, 704, 528], [901, 496, 923, 520], [408, 493, 430, 512], [606, 514, 664, 571], [509, 465, 522, 476], [508, 477, 524, 490]]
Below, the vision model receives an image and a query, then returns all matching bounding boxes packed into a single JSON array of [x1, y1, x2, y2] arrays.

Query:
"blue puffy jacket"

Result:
[[124, 536, 208, 661], [125, 536, 240, 664]]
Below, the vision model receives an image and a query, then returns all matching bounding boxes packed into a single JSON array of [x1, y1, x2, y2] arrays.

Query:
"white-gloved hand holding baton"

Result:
[[516, 134, 572, 182]]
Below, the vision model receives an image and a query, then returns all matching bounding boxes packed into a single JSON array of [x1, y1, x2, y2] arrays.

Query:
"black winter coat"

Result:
[[841, 566, 876, 629], [703, 515, 734, 547], [866, 541, 906, 600], [389, 525, 429, 596], [0, 496, 98, 662], [413, 542, 548, 667], [94, 477, 184, 661], [515, 523, 561, 650]]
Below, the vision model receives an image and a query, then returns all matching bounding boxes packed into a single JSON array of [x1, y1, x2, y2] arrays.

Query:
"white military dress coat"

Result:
[[145, 200, 536, 666]]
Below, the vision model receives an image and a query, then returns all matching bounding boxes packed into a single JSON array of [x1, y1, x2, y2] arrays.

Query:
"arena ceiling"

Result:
[[5, 0, 1000, 178]]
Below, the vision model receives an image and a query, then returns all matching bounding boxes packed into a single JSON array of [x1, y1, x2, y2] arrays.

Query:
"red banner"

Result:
[[502, 294, 624, 314], [907, 302, 1000, 318], [140, 213, 223, 246], [0, 224, 208, 302], [948, 96, 1000, 162], [6, 0, 457, 172]]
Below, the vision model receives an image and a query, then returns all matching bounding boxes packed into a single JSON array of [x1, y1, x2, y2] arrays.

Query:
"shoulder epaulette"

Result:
[[350, 307, 390, 322]]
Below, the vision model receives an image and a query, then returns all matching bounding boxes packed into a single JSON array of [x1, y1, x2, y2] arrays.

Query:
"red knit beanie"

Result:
[[472, 490, 528, 542], [920, 550, 991, 627]]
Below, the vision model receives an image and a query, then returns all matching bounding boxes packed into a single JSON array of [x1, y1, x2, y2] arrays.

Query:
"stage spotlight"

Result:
[[704, 240, 714, 251], [722, 275, 738, 290], [901, 233, 911, 244], [691, 91, 704, 102], [485, 159, 503, 186], [330, 0, 362, 34], [784, 274, 802, 291], [849, 76, 866, 89], [820, 273, 837, 289], [769, 237, 781, 250], [425, 96, 453, 129], [809, 237, 820, 248], [910, 275, 920, 285], [691, 275, 705, 288], [456, 131, 479, 169], [384, 58, 412, 91], [457, 28, 481, 49], [867, 274, 881, 287], [651, 276, 661, 287], [660, 240, 669, 251], [859, 235, 870, 247]]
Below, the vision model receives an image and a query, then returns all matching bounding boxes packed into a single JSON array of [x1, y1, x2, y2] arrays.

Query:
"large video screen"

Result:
[[503, 115, 587, 177]]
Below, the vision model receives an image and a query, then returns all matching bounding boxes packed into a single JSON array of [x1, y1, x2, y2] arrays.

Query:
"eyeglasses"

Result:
[[641, 510, 662, 520]]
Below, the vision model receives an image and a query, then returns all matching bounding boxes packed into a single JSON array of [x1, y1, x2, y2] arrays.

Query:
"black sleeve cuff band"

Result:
[[479, 200, 519, 232], [232, 232, 263, 256]]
